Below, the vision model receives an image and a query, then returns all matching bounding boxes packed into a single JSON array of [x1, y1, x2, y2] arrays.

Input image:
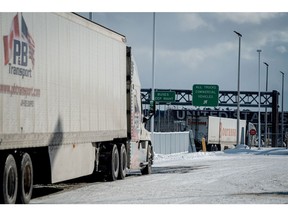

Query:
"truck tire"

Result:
[[0, 154, 18, 204], [211, 145, 217, 151], [17, 153, 33, 204], [108, 144, 119, 181], [141, 145, 152, 175], [118, 144, 127, 180]]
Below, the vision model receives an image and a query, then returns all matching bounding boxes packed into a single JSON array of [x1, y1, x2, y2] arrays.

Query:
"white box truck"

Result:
[[0, 12, 155, 204], [188, 116, 246, 151], [207, 116, 246, 150]]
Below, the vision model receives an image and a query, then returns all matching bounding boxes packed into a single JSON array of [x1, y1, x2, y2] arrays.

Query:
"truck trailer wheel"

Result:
[[17, 153, 33, 204], [107, 144, 119, 181], [118, 144, 127, 180], [141, 145, 152, 175], [0, 154, 18, 204]]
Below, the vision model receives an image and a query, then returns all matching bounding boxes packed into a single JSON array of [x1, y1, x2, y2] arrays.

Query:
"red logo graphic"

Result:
[[3, 13, 35, 69]]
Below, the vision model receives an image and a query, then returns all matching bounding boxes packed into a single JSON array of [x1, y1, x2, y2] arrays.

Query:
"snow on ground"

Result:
[[9, 146, 288, 215]]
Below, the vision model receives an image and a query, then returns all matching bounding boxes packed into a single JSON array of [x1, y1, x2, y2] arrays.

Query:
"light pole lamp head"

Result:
[[280, 71, 284, 76], [233, 31, 242, 37], [263, 62, 269, 67], [257, 49, 262, 53]]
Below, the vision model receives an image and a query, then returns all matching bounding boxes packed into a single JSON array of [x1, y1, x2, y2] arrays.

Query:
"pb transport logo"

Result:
[[3, 13, 35, 78]]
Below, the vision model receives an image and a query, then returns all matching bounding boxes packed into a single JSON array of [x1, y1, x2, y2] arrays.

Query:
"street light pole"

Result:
[[234, 31, 242, 146], [264, 62, 269, 146], [151, 12, 156, 141], [280, 71, 285, 148], [257, 50, 262, 149]]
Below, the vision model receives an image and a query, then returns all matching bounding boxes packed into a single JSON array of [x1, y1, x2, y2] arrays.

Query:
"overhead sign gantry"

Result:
[[141, 88, 279, 147]]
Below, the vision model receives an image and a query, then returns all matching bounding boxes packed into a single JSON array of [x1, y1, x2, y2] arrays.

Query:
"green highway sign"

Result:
[[192, 84, 219, 106], [154, 91, 176, 103]]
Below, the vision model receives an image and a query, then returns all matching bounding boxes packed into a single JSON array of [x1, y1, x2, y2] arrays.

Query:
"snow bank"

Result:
[[154, 147, 288, 164], [154, 151, 221, 164]]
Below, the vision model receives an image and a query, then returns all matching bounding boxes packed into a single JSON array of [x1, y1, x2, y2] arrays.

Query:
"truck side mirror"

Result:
[[143, 116, 149, 124], [142, 100, 156, 125]]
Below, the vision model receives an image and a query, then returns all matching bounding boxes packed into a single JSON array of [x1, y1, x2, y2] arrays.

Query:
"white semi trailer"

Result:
[[0, 12, 154, 204]]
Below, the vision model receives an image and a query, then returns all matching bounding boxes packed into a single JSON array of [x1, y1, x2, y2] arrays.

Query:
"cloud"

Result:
[[177, 13, 212, 31], [244, 29, 288, 59], [276, 45, 287, 53], [216, 12, 280, 24], [271, 30, 288, 43], [157, 41, 236, 69]]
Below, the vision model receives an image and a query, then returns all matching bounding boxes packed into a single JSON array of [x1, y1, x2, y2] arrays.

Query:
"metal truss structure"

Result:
[[141, 88, 278, 108], [141, 88, 280, 147]]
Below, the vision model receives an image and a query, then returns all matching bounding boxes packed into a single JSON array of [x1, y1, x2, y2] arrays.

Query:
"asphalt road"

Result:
[[30, 151, 288, 204]]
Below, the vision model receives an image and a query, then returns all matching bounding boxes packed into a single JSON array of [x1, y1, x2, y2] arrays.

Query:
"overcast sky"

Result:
[[78, 12, 288, 110], [4, 1, 288, 111]]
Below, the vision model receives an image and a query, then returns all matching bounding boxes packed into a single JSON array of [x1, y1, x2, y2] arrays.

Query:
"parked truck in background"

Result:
[[0, 12, 154, 204], [188, 116, 246, 151], [207, 116, 246, 150]]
